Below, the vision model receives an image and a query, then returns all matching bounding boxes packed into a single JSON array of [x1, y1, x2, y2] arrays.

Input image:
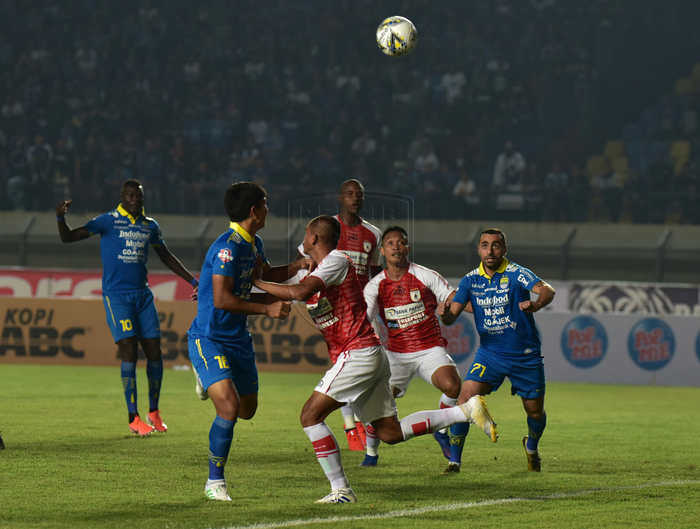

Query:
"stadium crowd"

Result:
[[0, 0, 699, 223]]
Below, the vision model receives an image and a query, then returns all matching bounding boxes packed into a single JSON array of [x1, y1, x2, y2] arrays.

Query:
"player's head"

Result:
[[225, 182, 268, 226], [380, 226, 410, 265], [338, 179, 365, 216], [478, 228, 507, 272], [120, 179, 144, 217], [303, 215, 341, 254]]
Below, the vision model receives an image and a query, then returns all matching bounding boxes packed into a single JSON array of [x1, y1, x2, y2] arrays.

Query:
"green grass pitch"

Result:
[[0, 364, 698, 529]]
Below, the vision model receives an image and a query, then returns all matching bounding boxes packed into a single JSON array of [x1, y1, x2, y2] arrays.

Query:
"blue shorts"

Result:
[[464, 348, 545, 399], [188, 333, 259, 396], [102, 291, 161, 343]]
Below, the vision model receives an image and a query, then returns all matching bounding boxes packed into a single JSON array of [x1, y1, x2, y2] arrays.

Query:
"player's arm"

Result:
[[55, 200, 90, 243], [153, 243, 199, 300], [262, 257, 315, 283], [439, 297, 467, 326], [212, 274, 290, 318], [519, 280, 555, 313], [254, 274, 324, 302], [440, 279, 472, 325], [364, 279, 383, 336]]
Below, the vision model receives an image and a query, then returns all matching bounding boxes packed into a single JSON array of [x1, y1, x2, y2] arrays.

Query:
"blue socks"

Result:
[[448, 422, 470, 464], [120, 361, 138, 414], [526, 413, 547, 451], [209, 416, 236, 481], [146, 360, 164, 411]]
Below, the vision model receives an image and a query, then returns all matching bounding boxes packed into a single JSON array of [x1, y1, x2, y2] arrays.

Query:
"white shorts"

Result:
[[315, 345, 397, 425], [386, 346, 458, 398]]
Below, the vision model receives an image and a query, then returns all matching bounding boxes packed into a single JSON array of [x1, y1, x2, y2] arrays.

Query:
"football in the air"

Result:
[[376, 16, 417, 57]]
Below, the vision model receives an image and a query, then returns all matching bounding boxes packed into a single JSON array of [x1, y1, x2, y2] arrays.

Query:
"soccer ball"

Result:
[[376, 16, 417, 57]]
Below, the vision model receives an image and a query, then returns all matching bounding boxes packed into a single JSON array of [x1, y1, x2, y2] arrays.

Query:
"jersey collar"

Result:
[[479, 257, 509, 278], [117, 204, 145, 224], [230, 222, 254, 244]]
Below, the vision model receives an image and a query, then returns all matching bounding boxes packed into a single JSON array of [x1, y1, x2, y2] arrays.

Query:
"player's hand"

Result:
[[519, 300, 540, 313], [56, 199, 72, 217], [437, 300, 449, 317], [300, 257, 317, 273], [266, 300, 292, 320], [190, 285, 198, 301]]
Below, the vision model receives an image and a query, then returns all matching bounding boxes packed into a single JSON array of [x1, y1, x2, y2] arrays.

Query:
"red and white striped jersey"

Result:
[[298, 215, 381, 289], [365, 263, 455, 353], [303, 250, 380, 363]]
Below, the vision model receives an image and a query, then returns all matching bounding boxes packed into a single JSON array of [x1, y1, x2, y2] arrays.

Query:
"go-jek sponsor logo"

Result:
[[439, 313, 476, 364], [627, 318, 675, 371], [560, 316, 607, 368]]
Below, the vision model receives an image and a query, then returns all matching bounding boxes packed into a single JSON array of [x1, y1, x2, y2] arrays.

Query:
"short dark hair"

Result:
[[381, 225, 408, 244], [480, 228, 506, 246], [224, 182, 267, 222], [121, 179, 143, 193], [309, 215, 341, 248], [339, 179, 364, 193]]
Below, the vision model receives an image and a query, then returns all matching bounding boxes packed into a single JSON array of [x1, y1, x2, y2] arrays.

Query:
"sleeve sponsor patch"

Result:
[[217, 248, 233, 263]]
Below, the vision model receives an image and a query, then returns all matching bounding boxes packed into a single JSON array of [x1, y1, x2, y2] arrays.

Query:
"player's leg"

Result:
[[104, 293, 154, 435], [418, 350, 462, 462], [116, 337, 154, 435], [340, 404, 365, 451], [141, 337, 167, 432], [360, 350, 413, 467], [510, 356, 546, 471], [205, 379, 241, 500], [189, 334, 253, 501], [301, 391, 354, 503], [135, 291, 167, 432], [522, 396, 545, 472]]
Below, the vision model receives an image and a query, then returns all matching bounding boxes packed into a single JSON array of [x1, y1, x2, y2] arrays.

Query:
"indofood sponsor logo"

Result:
[[439, 313, 477, 364], [627, 318, 675, 371], [560, 316, 607, 368]]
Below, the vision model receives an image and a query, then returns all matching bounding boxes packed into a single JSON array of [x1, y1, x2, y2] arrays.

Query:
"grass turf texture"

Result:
[[0, 364, 698, 529]]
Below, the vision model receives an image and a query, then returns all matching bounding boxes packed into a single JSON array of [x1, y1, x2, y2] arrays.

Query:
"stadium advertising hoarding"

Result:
[[0, 297, 331, 372], [1, 297, 699, 386], [0, 268, 198, 301]]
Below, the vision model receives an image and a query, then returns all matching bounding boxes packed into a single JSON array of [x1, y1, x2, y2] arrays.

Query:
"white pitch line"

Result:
[[214, 479, 700, 529]]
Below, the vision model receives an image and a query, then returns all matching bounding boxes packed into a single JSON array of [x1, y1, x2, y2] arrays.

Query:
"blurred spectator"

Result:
[[452, 167, 480, 218], [493, 140, 526, 192], [543, 162, 570, 222], [27, 134, 53, 210], [591, 160, 623, 222], [566, 164, 591, 223]]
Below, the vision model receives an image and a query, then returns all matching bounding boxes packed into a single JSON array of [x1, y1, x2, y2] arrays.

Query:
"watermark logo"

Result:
[[627, 318, 675, 371], [560, 316, 607, 368]]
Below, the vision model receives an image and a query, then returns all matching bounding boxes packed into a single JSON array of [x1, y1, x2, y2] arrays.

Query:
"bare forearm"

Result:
[[215, 295, 273, 316], [532, 285, 555, 310], [263, 261, 304, 283], [161, 253, 196, 283]]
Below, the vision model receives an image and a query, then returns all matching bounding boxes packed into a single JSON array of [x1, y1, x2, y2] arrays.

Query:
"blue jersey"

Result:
[[189, 222, 269, 344], [453, 258, 541, 356], [84, 205, 164, 294]]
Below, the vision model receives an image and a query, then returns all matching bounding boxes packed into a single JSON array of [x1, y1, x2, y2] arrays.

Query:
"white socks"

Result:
[[303, 422, 349, 490]]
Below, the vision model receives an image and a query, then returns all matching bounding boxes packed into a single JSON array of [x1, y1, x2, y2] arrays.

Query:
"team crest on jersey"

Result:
[[111, 211, 119, 217], [363, 241, 372, 253], [499, 277, 509, 288], [218, 248, 233, 263], [410, 289, 421, 302]]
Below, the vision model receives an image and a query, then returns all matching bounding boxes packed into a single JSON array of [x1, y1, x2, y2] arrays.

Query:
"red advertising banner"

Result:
[[0, 267, 198, 301]]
